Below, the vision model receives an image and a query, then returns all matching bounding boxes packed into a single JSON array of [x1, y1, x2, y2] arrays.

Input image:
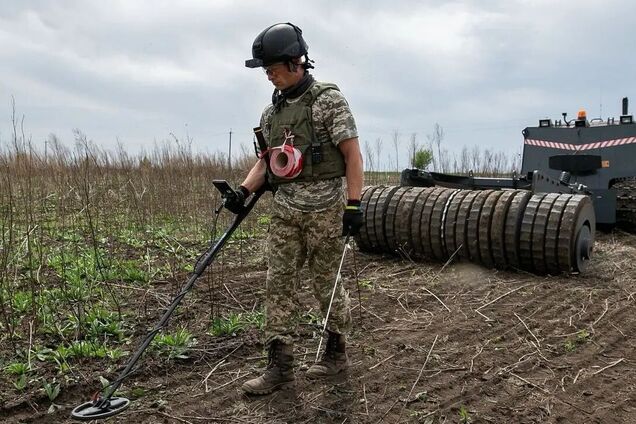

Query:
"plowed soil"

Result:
[[2, 231, 635, 424]]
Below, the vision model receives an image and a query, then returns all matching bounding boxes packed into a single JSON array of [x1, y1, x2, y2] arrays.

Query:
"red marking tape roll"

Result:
[[269, 144, 303, 179]]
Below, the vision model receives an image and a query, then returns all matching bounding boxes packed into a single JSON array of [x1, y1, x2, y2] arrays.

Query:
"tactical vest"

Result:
[[266, 82, 346, 185]]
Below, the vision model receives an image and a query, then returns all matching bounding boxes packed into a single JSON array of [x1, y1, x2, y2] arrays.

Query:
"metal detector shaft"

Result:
[[99, 187, 264, 402]]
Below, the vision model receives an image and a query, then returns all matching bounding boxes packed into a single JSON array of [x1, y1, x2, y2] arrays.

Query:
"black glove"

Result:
[[342, 199, 364, 236], [223, 185, 249, 214]]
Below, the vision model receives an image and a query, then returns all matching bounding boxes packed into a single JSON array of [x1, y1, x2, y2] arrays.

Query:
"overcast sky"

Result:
[[1, 0, 635, 169]]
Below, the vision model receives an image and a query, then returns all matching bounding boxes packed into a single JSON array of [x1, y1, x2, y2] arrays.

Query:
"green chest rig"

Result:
[[266, 82, 346, 186]]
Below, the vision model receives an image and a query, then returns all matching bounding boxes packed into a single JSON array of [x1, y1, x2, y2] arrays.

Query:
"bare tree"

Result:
[[407, 133, 419, 168], [392, 130, 400, 173], [470, 145, 480, 172], [460, 146, 470, 173], [363, 139, 374, 173], [426, 123, 445, 172], [374, 137, 383, 171]]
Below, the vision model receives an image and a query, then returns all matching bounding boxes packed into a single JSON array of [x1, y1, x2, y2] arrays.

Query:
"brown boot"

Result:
[[306, 331, 351, 379], [241, 340, 295, 395]]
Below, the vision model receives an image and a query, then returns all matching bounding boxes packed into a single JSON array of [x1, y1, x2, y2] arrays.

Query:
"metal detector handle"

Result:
[[212, 179, 235, 199]]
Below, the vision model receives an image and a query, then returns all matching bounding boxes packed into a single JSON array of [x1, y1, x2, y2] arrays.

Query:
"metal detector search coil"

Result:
[[71, 397, 130, 421]]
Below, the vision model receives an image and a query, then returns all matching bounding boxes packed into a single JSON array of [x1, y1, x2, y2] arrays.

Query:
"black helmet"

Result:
[[245, 22, 310, 68]]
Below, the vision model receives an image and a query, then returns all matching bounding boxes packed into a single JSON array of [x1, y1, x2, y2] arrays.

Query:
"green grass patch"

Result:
[[150, 328, 197, 360], [208, 310, 265, 337], [564, 329, 591, 352]]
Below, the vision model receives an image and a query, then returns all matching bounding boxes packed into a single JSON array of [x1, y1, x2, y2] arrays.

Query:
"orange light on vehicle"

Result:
[[577, 109, 587, 120]]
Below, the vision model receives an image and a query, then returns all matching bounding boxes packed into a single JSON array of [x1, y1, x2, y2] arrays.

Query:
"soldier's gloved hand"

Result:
[[223, 185, 249, 214], [342, 199, 364, 236]]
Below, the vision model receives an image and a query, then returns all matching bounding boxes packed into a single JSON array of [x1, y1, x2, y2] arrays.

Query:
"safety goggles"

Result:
[[262, 63, 287, 76]]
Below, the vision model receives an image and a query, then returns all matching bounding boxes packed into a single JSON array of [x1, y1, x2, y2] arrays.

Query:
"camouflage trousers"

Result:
[[265, 200, 352, 345]]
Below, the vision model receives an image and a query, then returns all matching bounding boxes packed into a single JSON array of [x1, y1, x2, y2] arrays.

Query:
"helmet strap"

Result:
[[303, 55, 315, 70]]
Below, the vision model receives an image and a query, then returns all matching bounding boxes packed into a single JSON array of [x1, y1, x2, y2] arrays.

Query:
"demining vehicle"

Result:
[[358, 98, 636, 275], [401, 97, 636, 226]]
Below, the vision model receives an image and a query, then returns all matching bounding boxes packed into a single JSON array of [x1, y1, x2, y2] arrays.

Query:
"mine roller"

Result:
[[359, 98, 636, 274]]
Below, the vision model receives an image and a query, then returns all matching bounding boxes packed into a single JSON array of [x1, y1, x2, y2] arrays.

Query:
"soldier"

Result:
[[223, 22, 364, 395]]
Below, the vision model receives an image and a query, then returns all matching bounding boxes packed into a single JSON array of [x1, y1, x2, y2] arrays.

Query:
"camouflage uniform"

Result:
[[260, 84, 357, 345]]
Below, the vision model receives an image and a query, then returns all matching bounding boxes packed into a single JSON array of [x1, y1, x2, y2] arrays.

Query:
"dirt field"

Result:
[[2, 230, 635, 424]]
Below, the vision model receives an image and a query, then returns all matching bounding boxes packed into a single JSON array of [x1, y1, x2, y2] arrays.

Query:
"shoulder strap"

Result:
[[301, 81, 340, 106]]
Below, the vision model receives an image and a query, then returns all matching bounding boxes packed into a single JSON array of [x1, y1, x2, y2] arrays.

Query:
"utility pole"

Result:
[[228, 128, 232, 171]]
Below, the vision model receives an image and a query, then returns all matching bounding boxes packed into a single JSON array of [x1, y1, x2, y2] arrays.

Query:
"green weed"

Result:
[[84, 308, 126, 340], [42, 380, 61, 402], [576, 329, 590, 342], [564, 329, 591, 352], [242, 310, 265, 331], [4, 361, 30, 376], [106, 347, 128, 361], [151, 328, 196, 360], [209, 313, 245, 337], [112, 259, 149, 284], [68, 340, 106, 359], [257, 214, 271, 226], [13, 374, 27, 391], [11, 291, 32, 315], [358, 279, 374, 290], [99, 376, 110, 388], [458, 405, 471, 423], [303, 311, 322, 326], [129, 387, 146, 399], [117, 228, 146, 248], [34, 347, 54, 362], [208, 311, 265, 337], [231, 228, 259, 240]]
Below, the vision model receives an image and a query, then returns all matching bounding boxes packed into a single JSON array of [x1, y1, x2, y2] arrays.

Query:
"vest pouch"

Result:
[[311, 143, 322, 165]]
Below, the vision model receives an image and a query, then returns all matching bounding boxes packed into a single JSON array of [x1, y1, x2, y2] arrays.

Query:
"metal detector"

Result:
[[71, 181, 264, 421]]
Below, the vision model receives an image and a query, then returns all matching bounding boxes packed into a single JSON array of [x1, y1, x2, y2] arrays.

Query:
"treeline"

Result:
[[363, 124, 520, 177]]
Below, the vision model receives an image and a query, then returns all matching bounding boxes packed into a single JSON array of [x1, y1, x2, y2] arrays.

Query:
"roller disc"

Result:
[[490, 190, 518, 269], [531, 193, 560, 274], [557, 195, 595, 273], [374, 186, 401, 252], [504, 191, 532, 269], [544, 194, 572, 274], [478, 191, 505, 268], [395, 187, 429, 257], [574, 225, 593, 273], [455, 191, 480, 260], [384, 187, 412, 252], [420, 188, 445, 260], [519, 194, 546, 272], [466, 190, 494, 263], [444, 190, 470, 259], [409, 188, 435, 258], [356, 186, 378, 251], [429, 188, 458, 261], [366, 186, 388, 251]]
